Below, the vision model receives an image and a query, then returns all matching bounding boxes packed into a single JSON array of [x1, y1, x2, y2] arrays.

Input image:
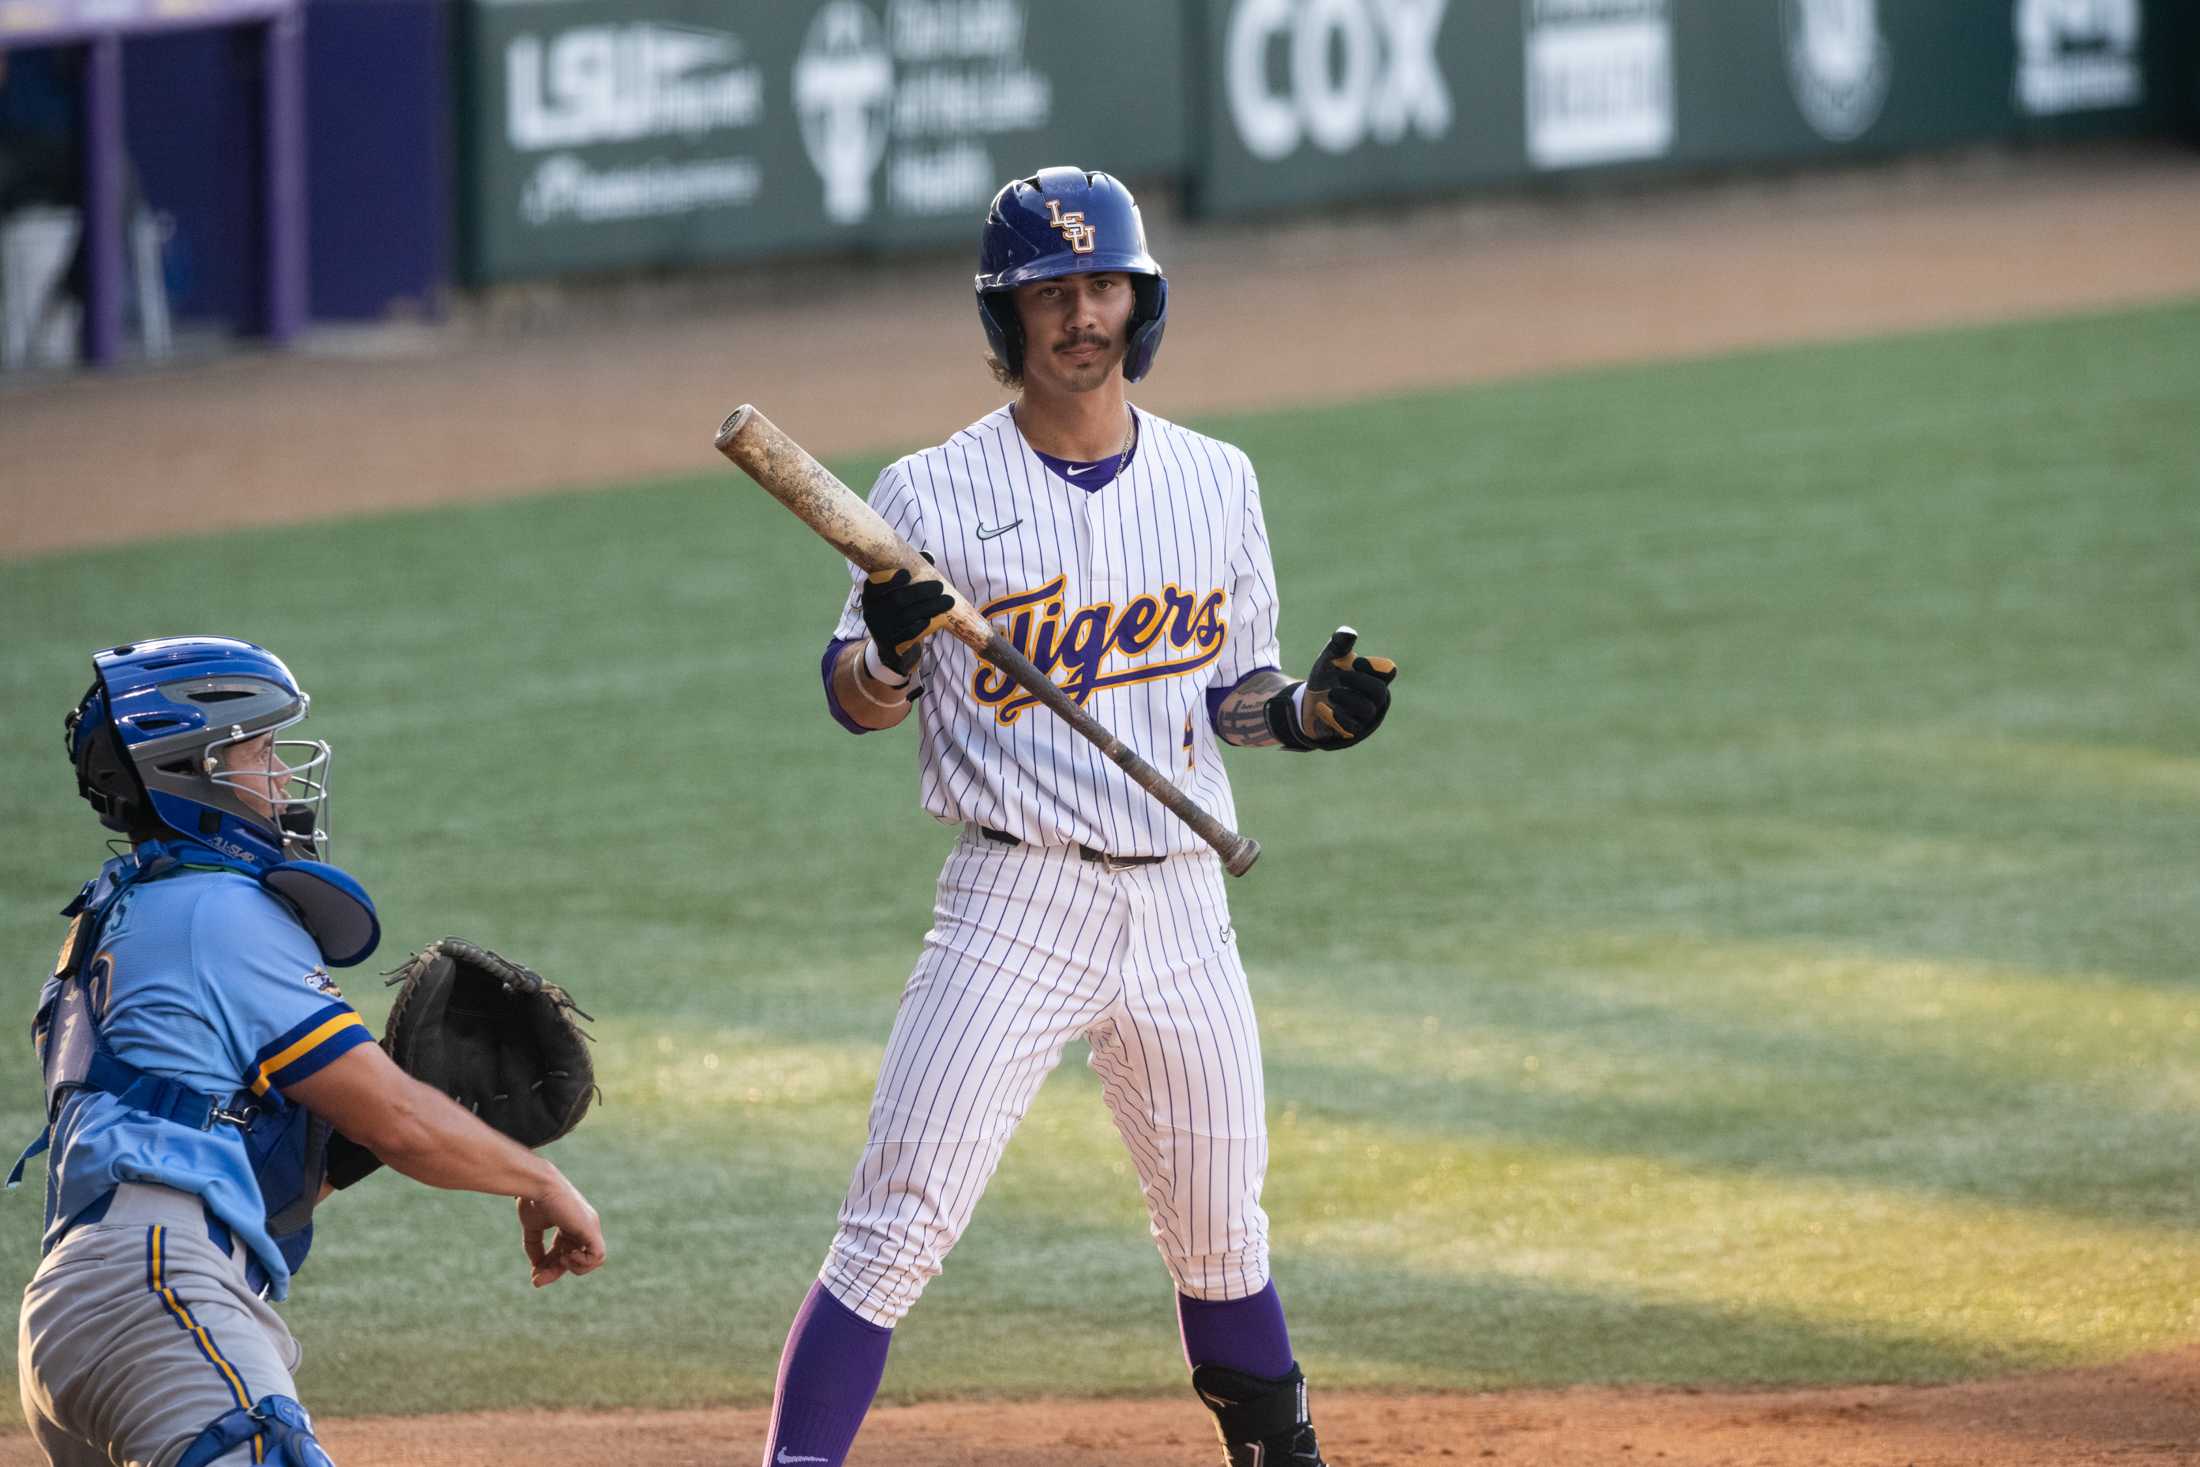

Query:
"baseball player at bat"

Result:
[[16, 638, 605, 1467], [765, 167, 1398, 1467]]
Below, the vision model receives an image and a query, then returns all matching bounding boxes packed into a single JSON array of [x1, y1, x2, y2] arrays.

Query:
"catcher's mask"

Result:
[[975, 166, 1169, 384], [66, 636, 333, 869]]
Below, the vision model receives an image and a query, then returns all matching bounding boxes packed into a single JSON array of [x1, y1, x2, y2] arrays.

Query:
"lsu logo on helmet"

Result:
[[1044, 199, 1096, 254]]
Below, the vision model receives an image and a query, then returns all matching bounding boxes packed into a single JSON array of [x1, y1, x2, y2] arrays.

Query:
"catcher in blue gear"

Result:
[[16, 636, 606, 1467]]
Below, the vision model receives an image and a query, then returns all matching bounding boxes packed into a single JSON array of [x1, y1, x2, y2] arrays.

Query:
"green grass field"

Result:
[[2, 300, 2196, 1417]]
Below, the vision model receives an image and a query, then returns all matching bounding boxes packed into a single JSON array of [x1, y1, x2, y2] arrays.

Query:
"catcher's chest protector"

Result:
[[15, 854, 340, 1273]]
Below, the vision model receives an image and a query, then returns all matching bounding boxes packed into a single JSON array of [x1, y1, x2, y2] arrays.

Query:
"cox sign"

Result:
[[1225, 0, 1453, 160]]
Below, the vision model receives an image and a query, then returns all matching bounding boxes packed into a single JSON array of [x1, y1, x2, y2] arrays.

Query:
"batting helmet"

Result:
[[65, 636, 332, 869], [975, 167, 1168, 384]]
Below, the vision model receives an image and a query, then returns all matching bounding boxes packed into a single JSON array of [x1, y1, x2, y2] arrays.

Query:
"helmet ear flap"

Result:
[[1123, 274, 1169, 384], [978, 292, 1026, 380], [76, 712, 150, 835]]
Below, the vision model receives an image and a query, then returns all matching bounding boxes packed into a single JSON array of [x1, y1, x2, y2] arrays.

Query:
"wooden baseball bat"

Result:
[[715, 404, 1261, 878]]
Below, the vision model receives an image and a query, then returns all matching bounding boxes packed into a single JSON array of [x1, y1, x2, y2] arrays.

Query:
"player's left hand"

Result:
[[1271, 627, 1397, 750]]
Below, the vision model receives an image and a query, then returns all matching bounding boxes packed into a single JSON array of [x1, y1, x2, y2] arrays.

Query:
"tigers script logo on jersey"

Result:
[[1044, 199, 1096, 254], [975, 576, 1226, 723]]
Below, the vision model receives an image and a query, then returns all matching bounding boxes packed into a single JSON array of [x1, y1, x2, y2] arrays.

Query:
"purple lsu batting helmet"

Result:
[[974, 167, 1169, 384]]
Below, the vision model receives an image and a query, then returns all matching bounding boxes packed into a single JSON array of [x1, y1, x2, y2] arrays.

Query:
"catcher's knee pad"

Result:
[[174, 1395, 336, 1467]]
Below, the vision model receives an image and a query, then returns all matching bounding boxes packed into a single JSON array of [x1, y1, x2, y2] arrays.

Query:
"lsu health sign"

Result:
[[502, 21, 768, 230], [463, 0, 1183, 281]]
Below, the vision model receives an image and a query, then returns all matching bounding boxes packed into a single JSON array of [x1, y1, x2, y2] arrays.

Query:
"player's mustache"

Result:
[[1056, 331, 1111, 353]]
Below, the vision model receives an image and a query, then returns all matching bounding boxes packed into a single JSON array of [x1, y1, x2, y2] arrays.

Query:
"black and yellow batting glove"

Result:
[[861, 559, 955, 679], [1266, 627, 1398, 751]]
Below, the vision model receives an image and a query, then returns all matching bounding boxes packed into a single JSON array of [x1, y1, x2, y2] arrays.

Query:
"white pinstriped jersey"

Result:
[[828, 404, 1282, 857]]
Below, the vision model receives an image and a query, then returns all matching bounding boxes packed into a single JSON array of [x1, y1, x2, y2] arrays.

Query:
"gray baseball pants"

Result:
[[18, 1183, 304, 1467]]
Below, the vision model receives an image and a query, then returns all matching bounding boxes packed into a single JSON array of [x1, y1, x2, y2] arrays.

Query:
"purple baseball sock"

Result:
[[1178, 1279, 1295, 1379], [762, 1282, 893, 1467]]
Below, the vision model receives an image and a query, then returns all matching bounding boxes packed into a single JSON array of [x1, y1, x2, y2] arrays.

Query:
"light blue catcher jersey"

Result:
[[40, 865, 373, 1299]]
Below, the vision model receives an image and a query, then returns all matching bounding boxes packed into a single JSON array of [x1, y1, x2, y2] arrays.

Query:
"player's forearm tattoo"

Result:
[[1214, 670, 1296, 747]]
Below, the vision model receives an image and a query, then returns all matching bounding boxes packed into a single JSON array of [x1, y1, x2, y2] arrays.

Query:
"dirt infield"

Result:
[[5, 142, 2199, 1463], [0, 1345, 2183, 1465], [337, 1344, 2200, 1465]]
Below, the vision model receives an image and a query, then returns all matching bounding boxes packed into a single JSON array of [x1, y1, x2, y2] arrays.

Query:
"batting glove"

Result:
[[1267, 627, 1398, 751], [861, 560, 954, 680]]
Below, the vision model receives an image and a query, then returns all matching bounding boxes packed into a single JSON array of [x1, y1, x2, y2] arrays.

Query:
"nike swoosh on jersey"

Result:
[[1064, 463, 1095, 476], [975, 520, 1023, 540]]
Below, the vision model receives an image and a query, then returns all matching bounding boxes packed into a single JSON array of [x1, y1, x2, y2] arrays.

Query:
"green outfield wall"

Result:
[[457, 0, 1186, 280], [1192, 0, 2188, 211], [459, 0, 2193, 281]]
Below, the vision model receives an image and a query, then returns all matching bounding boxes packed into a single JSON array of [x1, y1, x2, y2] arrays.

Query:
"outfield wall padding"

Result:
[[456, 0, 1184, 281], [457, 0, 2189, 283], [1191, 0, 2186, 213]]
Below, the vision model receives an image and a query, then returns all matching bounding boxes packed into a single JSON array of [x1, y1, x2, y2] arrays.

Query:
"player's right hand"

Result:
[[862, 561, 955, 677], [519, 1176, 606, 1288]]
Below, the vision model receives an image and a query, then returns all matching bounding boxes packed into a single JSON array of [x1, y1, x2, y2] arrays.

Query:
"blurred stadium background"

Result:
[[3, 3, 2198, 1464]]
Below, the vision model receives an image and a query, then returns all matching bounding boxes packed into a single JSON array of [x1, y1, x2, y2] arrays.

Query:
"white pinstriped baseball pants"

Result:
[[820, 828, 1272, 1327]]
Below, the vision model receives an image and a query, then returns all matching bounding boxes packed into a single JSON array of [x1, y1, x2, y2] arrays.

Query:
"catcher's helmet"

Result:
[[975, 166, 1168, 384], [65, 636, 332, 868]]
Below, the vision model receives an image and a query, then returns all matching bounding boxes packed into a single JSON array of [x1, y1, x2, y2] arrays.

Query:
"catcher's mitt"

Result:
[[381, 938, 598, 1148]]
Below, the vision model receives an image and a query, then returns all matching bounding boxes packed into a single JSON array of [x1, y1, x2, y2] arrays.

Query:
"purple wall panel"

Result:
[[303, 0, 449, 319], [121, 29, 255, 326], [116, 0, 448, 328]]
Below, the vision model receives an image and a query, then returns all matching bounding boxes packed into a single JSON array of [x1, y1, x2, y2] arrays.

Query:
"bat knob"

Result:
[[1223, 835, 1262, 878], [714, 405, 755, 453]]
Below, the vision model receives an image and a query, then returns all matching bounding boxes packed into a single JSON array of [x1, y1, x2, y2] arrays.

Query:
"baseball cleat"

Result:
[[1192, 1363, 1331, 1466]]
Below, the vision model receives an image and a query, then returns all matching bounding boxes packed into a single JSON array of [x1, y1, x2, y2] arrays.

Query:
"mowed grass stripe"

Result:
[[0, 299, 2193, 1413]]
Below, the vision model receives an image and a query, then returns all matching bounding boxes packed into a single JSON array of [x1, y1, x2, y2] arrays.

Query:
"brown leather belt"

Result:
[[978, 826, 1167, 870]]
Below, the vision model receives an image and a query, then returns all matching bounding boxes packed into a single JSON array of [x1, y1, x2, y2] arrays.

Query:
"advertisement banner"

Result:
[[1525, 0, 1676, 170], [464, 0, 2190, 277], [2012, 0, 2143, 118], [1192, 0, 1524, 212], [1190, 0, 2183, 216], [461, 0, 1187, 281]]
